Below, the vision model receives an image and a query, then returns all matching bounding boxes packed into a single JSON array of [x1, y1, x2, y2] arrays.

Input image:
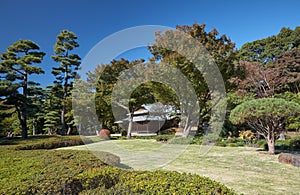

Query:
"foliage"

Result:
[[98, 129, 111, 140], [233, 50, 300, 98], [52, 29, 81, 135], [230, 98, 300, 154], [0, 149, 119, 194], [238, 26, 300, 63], [239, 130, 256, 144], [275, 92, 300, 131], [0, 40, 45, 138], [0, 135, 92, 150], [79, 168, 236, 195], [149, 23, 238, 136]]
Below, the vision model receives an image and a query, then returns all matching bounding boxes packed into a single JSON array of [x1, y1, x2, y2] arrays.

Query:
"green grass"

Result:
[[62, 139, 300, 195]]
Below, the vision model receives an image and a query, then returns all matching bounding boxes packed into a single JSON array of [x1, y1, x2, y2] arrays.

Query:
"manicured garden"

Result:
[[0, 135, 237, 194], [62, 137, 300, 195]]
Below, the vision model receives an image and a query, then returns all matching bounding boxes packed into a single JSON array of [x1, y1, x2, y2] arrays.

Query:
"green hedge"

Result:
[[79, 167, 237, 194], [0, 149, 120, 194], [0, 135, 93, 150]]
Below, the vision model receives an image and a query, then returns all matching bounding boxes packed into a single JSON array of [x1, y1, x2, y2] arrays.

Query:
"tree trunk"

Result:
[[182, 114, 191, 138], [267, 138, 275, 155], [66, 126, 71, 135], [21, 72, 28, 139], [127, 115, 133, 139], [32, 123, 36, 135], [61, 65, 68, 136]]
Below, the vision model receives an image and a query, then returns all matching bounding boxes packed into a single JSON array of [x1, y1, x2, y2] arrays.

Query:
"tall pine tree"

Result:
[[52, 30, 81, 135], [0, 40, 45, 138]]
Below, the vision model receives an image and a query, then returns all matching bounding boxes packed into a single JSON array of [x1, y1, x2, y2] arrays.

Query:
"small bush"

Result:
[[98, 129, 111, 140], [256, 139, 267, 148], [80, 168, 237, 195], [155, 135, 174, 142], [290, 136, 300, 150], [215, 141, 227, 147]]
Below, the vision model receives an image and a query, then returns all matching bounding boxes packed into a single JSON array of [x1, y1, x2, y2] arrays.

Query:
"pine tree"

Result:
[[0, 40, 45, 138], [52, 30, 81, 135]]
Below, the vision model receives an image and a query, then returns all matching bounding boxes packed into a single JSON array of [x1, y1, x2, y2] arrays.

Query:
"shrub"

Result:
[[290, 136, 300, 150], [256, 139, 267, 148], [155, 135, 174, 142], [14, 137, 91, 150], [215, 141, 227, 147], [80, 168, 237, 195], [98, 129, 111, 140], [0, 149, 119, 195], [239, 130, 256, 144]]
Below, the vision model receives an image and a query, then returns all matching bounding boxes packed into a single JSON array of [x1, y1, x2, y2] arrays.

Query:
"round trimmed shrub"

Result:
[[98, 129, 111, 140]]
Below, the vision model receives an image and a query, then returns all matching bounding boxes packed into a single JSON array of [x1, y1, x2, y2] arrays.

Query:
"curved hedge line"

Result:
[[78, 167, 236, 194]]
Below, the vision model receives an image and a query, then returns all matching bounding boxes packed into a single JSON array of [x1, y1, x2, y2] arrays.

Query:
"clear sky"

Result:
[[1, 0, 300, 87]]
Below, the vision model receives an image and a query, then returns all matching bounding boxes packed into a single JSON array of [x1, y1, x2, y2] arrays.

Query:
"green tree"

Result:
[[0, 40, 45, 138], [52, 30, 81, 135], [149, 23, 237, 134], [238, 26, 300, 63], [229, 98, 300, 154], [42, 84, 62, 134]]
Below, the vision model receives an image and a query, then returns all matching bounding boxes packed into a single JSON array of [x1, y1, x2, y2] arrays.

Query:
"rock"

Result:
[[278, 153, 300, 167]]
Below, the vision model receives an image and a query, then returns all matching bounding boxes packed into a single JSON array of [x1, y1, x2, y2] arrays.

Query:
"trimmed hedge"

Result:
[[78, 167, 237, 194], [0, 135, 93, 150], [0, 149, 120, 195]]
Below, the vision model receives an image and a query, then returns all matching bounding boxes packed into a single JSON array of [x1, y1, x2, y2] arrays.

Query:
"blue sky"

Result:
[[1, 0, 300, 87]]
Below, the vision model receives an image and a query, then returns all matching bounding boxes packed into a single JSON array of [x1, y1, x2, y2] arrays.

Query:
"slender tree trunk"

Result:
[[32, 122, 36, 135], [21, 72, 28, 139], [127, 114, 133, 139], [267, 138, 275, 155], [183, 114, 191, 138], [66, 126, 71, 135], [61, 65, 68, 136]]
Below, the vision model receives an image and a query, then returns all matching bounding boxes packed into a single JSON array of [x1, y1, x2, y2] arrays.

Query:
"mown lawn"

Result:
[[62, 139, 300, 195]]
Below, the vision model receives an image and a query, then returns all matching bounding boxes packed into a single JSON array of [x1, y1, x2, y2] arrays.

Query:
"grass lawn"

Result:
[[61, 139, 300, 195]]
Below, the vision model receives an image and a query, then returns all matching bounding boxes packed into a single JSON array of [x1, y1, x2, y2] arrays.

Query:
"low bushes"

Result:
[[0, 149, 120, 194], [79, 167, 236, 194], [98, 129, 110, 140], [0, 135, 92, 150]]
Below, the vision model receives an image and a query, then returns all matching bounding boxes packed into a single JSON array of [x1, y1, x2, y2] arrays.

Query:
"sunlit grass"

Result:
[[62, 139, 300, 195]]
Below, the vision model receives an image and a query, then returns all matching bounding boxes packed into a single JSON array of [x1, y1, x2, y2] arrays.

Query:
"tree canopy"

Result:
[[230, 98, 300, 154]]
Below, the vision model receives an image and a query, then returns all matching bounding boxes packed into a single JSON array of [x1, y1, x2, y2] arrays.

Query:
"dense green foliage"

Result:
[[51, 30, 81, 135], [0, 149, 120, 194], [0, 40, 45, 138], [230, 98, 300, 154], [238, 26, 300, 63], [79, 168, 236, 195]]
